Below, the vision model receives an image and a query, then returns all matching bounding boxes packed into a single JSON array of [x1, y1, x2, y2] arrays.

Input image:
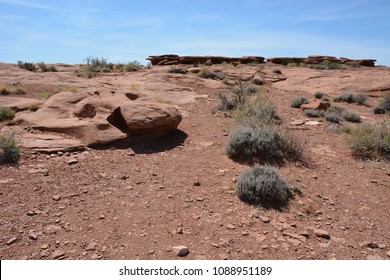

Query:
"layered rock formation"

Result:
[[146, 55, 265, 66], [267, 55, 376, 67]]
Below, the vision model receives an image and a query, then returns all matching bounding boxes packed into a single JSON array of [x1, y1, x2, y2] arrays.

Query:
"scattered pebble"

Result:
[[67, 158, 78, 165], [225, 224, 236, 230], [52, 195, 61, 201], [313, 229, 331, 239], [172, 245, 189, 257], [259, 216, 270, 223], [86, 241, 97, 251], [6, 237, 18, 245], [28, 232, 38, 240], [52, 249, 66, 259]]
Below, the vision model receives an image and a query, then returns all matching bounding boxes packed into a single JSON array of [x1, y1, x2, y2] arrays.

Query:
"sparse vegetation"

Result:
[[314, 92, 329, 100], [37, 62, 57, 72], [0, 86, 10, 95], [325, 112, 343, 124], [344, 121, 390, 160], [334, 93, 368, 105], [199, 67, 225, 80], [291, 97, 310, 108], [334, 93, 355, 103], [168, 67, 188, 74], [40, 90, 59, 99], [309, 60, 341, 70], [217, 78, 250, 111], [354, 93, 369, 105], [0, 133, 20, 165], [29, 103, 40, 111], [374, 93, 390, 114], [0, 107, 15, 121], [236, 165, 292, 207], [328, 104, 346, 115], [17, 61, 37, 72], [341, 110, 362, 123], [304, 109, 322, 118], [232, 94, 281, 128], [13, 88, 26, 95], [76, 57, 143, 78]]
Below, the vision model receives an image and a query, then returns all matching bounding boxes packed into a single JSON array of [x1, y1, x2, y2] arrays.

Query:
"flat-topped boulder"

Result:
[[146, 55, 265, 66]]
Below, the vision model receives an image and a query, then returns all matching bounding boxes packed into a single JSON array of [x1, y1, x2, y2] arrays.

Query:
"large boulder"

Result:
[[120, 103, 182, 134]]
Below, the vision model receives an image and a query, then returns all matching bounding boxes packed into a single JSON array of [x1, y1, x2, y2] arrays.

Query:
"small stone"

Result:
[[52, 249, 65, 259], [172, 245, 189, 257], [40, 244, 49, 249], [386, 251, 390, 258], [313, 229, 331, 239], [193, 181, 201, 186], [99, 214, 105, 219], [29, 232, 38, 240], [27, 211, 35, 216], [370, 179, 378, 184], [290, 119, 305, 126], [86, 241, 97, 251], [6, 237, 18, 245], [52, 195, 61, 201], [148, 250, 155, 254], [176, 227, 183, 234], [259, 216, 270, 223], [91, 253, 99, 259], [67, 158, 78, 165], [225, 224, 236, 230], [242, 231, 249, 236], [218, 253, 229, 260]]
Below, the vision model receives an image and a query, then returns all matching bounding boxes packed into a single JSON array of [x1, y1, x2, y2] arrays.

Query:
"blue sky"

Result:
[[1, 0, 389, 65]]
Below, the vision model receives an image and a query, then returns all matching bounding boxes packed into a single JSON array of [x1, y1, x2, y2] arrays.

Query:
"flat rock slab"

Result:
[[20, 133, 85, 152], [0, 96, 44, 111]]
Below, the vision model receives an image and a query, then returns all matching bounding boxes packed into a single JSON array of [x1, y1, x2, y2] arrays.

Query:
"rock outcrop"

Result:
[[300, 101, 331, 111], [267, 55, 376, 67], [15, 90, 182, 147], [146, 55, 265, 66]]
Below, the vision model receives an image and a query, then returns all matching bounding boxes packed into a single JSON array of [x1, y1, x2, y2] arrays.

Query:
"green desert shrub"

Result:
[[168, 67, 188, 74], [13, 88, 25, 95], [354, 93, 368, 105], [314, 92, 329, 100], [37, 62, 57, 72], [225, 125, 304, 164], [341, 110, 362, 123], [328, 105, 346, 115], [344, 121, 390, 160], [124, 61, 142, 72], [236, 165, 292, 207], [374, 93, 390, 114], [0, 87, 10, 95], [334, 93, 355, 103], [0, 133, 20, 164], [291, 97, 310, 108], [29, 103, 40, 111], [232, 95, 281, 128], [17, 61, 37, 72], [217, 79, 252, 110], [39, 90, 59, 99], [198, 67, 224, 80], [304, 109, 322, 118], [0, 107, 15, 121], [225, 126, 283, 164], [325, 112, 343, 124]]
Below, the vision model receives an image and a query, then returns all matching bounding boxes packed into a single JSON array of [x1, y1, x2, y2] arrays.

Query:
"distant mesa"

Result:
[[146, 54, 376, 67], [146, 54, 265, 66], [267, 55, 376, 67]]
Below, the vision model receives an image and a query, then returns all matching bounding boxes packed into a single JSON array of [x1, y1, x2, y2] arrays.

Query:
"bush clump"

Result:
[[236, 165, 292, 207], [225, 125, 304, 164], [252, 78, 263, 85], [342, 110, 362, 123], [374, 93, 390, 114], [354, 93, 368, 105], [0, 87, 10, 95], [198, 67, 225, 80], [344, 121, 390, 160], [226, 126, 283, 164], [37, 62, 57, 72], [233, 95, 281, 127], [17, 61, 37, 72], [304, 109, 322, 118], [168, 67, 188, 74], [334, 93, 355, 103], [0, 107, 15, 121], [314, 92, 329, 100], [325, 112, 343, 124], [0, 133, 20, 164], [291, 97, 310, 108]]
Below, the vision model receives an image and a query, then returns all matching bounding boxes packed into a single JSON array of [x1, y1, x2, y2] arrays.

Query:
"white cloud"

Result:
[[0, 0, 55, 10]]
